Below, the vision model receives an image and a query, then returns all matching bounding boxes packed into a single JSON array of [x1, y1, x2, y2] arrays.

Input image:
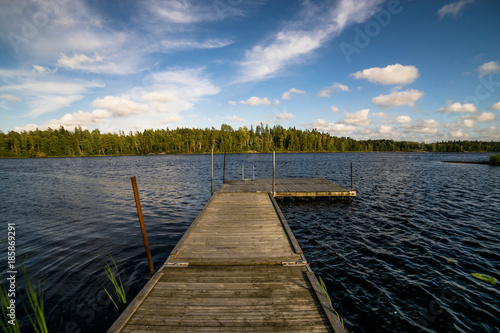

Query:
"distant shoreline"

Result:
[[1, 151, 499, 160]]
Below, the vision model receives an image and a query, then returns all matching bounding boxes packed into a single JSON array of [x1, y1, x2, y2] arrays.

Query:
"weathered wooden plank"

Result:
[[111, 184, 348, 333], [107, 271, 164, 333]]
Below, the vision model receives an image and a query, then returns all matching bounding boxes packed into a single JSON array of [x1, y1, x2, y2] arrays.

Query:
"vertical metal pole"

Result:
[[131, 176, 155, 276], [253, 165, 255, 181], [223, 151, 226, 181], [273, 151, 275, 195], [211, 148, 214, 196], [351, 162, 353, 190], [242, 165, 244, 180]]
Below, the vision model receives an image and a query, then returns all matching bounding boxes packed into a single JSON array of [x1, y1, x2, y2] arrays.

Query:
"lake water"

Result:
[[0, 152, 499, 332]]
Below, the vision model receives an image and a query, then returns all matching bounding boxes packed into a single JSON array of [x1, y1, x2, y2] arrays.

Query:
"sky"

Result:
[[1, 0, 500, 142]]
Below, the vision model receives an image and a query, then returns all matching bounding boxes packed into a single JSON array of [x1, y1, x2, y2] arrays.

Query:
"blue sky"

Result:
[[1, 0, 499, 142]]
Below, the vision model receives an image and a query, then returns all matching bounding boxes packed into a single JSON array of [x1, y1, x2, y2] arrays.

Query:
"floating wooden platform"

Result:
[[108, 181, 348, 332], [218, 178, 356, 198]]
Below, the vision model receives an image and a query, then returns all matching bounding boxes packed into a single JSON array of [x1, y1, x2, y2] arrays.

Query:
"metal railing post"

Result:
[[273, 151, 275, 195], [211, 148, 214, 196]]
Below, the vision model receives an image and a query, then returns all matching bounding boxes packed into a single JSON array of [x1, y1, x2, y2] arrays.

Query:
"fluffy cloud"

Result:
[[318, 83, 350, 97], [282, 88, 305, 100], [224, 115, 245, 122], [228, 101, 238, 106], [32, 65, 55, 74], [489, 102, 500, 110], [438, 101, 477, 113], [240, 97, 275, 105], [142, 92, 179, 103], [304, 119, 356, 136], [237, 0, 384, 82], [0, 74, 104, 117], [396, 115, 412, 124], [351, 64, 419, 85], [58, 53, 102, 69], [478, 61, 500, 77], [372, 112, 388, 118], [403, 119, 440, 134], [92, 96, 149, 116], [372, 89, 424, 108], [330, 105, 340, 112], [465, 111, 495, 122], [343, 109, 371, 126], [14, 109, 111, 132], [0, 94, 21, 102], [438, 0, 474, 18], [270, 113, 294, 121]]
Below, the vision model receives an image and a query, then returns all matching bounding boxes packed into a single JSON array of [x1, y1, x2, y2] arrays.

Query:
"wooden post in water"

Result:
[[211, 148, 214, 196], [242, 165, 244, 180], [253, 165, 255, 181], [223, 151, 226, 181], [350, 162, 353, 190], [131, 176, 155, 276], [273, 151, 276, 195]]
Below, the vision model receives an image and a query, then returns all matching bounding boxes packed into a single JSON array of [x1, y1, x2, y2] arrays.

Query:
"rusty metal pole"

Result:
[[131, 176, 154, 276], [211, 147, 214, 196], [351, 162, 353, 191], [223, 151, 226, 181], [273, 151, 276, 195]]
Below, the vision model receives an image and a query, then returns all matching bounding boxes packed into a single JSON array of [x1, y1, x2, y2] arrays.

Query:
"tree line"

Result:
[[1, 124, 499, 158]]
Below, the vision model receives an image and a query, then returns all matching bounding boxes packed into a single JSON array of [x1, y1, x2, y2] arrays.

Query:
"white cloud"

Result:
[[57, 53, 102, 70], [224, 115, 245, 122], [304, 119, 355, 136], [478, 61, 500, 77], [0, 78, 104, 117], [372, 112, 388, 118], [438, 0, 474, 18], [466, 111, 495, 122], [351, 64, 419, 85], [318, 82, 350, 97], [32, 65, 55, 74], [142, 92, 179, 103], [282, 88, 305, 100], [240, 97, 272, 105], [396, 115, 412, 124], [149, 0, 243, 24], [331, 105, 340, 112], [271, 112, 294, 121], [403, 119, 441, 134], [92, 96, 149, 116], [438, 101, 477, 113], [0, 94, 21, 102], [159, 39, 233, 51], [343, 109, 371, 126], [489, 102, 500, 110], [237, 0, 384, 82], [14, 109, 111, 132], [228, 101, 238, 106], [372, 89, 424, 108], [378, 125, 396, 134]]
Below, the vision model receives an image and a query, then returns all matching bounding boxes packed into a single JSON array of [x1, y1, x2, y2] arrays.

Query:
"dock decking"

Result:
[[218, 178, 356, 198], [108, 180, 348, 332]]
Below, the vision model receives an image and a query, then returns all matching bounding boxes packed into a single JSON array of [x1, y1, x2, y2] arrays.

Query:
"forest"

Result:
[[1, 124, 499, 158]]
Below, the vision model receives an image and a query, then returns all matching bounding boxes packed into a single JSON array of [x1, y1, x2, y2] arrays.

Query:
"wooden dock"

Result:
[[218, 178, 356, 198], [108, 179, 349, 332]]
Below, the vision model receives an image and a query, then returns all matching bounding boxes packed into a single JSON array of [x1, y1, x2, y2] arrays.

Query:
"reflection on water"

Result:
[[0, 152, 499, 332]]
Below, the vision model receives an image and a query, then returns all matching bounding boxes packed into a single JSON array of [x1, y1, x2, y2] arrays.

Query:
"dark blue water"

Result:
[[0, 153, 499, 332]]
